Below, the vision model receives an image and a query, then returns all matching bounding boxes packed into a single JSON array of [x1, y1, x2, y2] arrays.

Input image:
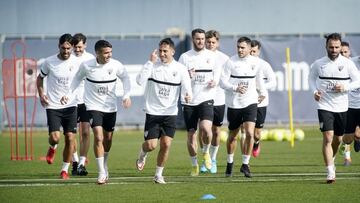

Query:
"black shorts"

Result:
[[144, 114, 177, 140], [318, 109, 347, 136], [183, 100, 214, 131], [88, 110, 117, 132], [213, 105, 225, 127], [255, 107, 267, 129], [77, 103, 90, 123], [227, 103, 257, 131], [46, 106, 77, 134], [345, 108, 360, 134]]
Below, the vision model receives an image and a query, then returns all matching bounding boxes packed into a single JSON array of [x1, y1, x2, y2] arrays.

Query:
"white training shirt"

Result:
[[220, 54, 266, 109], [309, 55, 360, 112], [178, 49, 220, 105], [73, 51, 96, 105], [349, 56, 360, 108], [70, 58, 131, 113], [136, 60, 192, 116], [213, 50, 229, 106], [40, 54, 81, 109], [257, 58, 276, 107]]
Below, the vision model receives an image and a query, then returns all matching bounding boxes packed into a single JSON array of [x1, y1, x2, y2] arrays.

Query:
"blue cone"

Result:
[[201, 194, 216, 200]]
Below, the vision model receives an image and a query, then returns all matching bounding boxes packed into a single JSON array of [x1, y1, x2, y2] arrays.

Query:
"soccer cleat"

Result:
[[203, 153, 212, 170], [60, 171, 69, 180], [77, 164, 88, 176], [240, 164, 252, 178], [326, 174, 336, 184], [153, 175, 166, 184], [136, 159, 145, 171], [225, 162, 233, 177], [343, 158, 351, 166], [97, 173, 107, 185], [210, 160, 217, 174], [190, 165, 199, 176], [71, 162, 78, 176], [252, 142, 261, 158], [46, 147, 56, 164], [200, 163, 208, 173], [339, 143, 346, 155], [354, 139, 360, 152]]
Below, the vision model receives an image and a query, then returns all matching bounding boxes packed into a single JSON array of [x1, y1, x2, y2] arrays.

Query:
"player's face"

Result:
[[192, 33, 205, 51], [74, 40, 86, 57], [237, 42, 251, 58], [340, 46, 351, 58], [206, 37, 218, 51], [158, 43, 174, 64], [250, 45, 260, 57], [326, 39, 341, 60], [58, 41, 72, 60], [96, 47, 112, 64]]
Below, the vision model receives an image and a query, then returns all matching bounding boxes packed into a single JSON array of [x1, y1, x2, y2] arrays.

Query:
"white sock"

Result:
[[72, 152, 79, 163], [210, 145, 219, 161], [104, 152, 109, 173], [61, 162, 70, 172], [345, 151, 351, 159], [138, 148, 148, 162], [79, 156, 86, 166], [202, 144, 210, 154], [327, 164, 335, 174], [50, 144, 58, 149], [191, 156, 198, 166], [227, 154, 234, 163], [96, 157, 106, 174], [155, 166, 164, 177], [242, 155, 250, 165]]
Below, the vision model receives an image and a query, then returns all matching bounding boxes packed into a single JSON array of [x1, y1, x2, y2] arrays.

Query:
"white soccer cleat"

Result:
[[97, 173, 107, 185], [136, 159, 146, 171], [153, 175, 166, 184]]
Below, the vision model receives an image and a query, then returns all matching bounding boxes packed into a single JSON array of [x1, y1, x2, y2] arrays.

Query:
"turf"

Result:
[[0, 126, 359, 203]]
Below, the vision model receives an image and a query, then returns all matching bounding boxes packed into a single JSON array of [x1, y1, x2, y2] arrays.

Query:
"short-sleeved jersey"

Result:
[[349, 56, 360, 108], [220, 55, 266, 109], [257, 58, 276, 107], [136, 60, 192, 116], [74, 51, 95, 104], [213, 50, 229, 106], [309, 55, 360, 112], [71, 58, 131, 113], [179, 49, 220, 105], [40, 54, 81, 109]]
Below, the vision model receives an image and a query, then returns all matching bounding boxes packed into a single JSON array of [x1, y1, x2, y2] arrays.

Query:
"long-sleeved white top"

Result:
[[178, 49, 220, 105], [220, 54, 266, 109], [349, 56, 360, 108], [73, 51, 95, 104], [257, 58, 276, 107], [309, 55, 360, 112], [213, 50, 229, 106], [70, 58, 131, 113], [40, 54, 81, 109], [136, 60, 192, 115]]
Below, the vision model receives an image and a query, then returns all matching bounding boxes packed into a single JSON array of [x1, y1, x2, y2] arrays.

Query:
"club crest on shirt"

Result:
[[206, 58, 211, 64], [108, 68, 113, 75], [69, 65, 74, 71], [251, 65, 255, 70], [172, 71, 177, 77], [320, 65, 326, 69], [338, 66, 344, 71]]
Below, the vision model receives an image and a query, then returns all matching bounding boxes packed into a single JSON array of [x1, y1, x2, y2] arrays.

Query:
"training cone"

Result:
[[201, 194, 216, 200]]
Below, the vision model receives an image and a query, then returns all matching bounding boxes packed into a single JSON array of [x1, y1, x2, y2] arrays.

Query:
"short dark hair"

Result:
[[94, 40, 112, 52], [59, 33, 73, 45], [341, 41, 350, 47], [159, 38, 175, 49], [237, 36, 251, 45], [72, 33, 87, 45], [191, 28, 205, 37], [325, 33, 342, 44], [251, 40, 261, 49], [205, 30, 220, 40]]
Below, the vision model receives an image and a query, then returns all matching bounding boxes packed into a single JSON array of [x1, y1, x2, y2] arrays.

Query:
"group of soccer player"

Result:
[[36, 30, 360, 185]]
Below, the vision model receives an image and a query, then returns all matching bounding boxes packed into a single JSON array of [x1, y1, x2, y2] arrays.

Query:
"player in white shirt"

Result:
[[179, 28, 220, 176], [70, 33, 95, 176], [61, 40, 132, 184], [135, 38, 192, 184], [36, 34, 80, 180], [199, 30, 229, 174], [308, 33, 360, 184], [221, 37, 266, 178]]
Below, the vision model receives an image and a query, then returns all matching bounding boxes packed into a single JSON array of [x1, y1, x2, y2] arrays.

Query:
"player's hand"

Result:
[[150, 49, 158, 63], [188, 68, 195, 79], [184, 93, 191, 103], [40, 94, 50, 107], [207, 80, 216, 88], [236, 84, 247, 94], [334, 83, 345, 93], [258, 95, 265, 103], [314, 91, 321, 101], [60, 96, 69, 105], [122, 98, 132, 109]]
